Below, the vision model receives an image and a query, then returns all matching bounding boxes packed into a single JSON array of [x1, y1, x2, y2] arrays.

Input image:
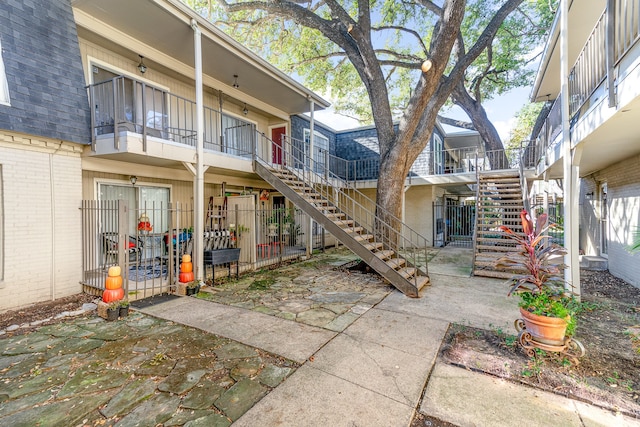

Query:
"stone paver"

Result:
[[0, 311, 297, 426], [1, 247, 635, 427]]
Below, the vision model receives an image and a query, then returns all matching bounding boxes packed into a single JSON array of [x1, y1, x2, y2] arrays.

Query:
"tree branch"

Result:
[[437, 115, 475, 130], [373, 26, 429, 56]]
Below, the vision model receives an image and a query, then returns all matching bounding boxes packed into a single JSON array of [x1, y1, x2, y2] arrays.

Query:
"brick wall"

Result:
[[0, 0, 90, 144], [0, 132, 83, 311]]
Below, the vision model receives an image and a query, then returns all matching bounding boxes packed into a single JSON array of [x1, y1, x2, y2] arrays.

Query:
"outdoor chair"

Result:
[[102, 232, 141, 266]]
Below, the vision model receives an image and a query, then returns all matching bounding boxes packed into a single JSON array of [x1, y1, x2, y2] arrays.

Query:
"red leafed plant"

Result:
[[497, 210, 577, 335]]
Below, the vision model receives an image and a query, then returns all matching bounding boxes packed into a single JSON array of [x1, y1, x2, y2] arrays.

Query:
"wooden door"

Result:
[[271, 126, 286, 165]]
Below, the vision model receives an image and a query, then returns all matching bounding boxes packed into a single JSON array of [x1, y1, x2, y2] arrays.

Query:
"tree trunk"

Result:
[[452, 84, 509, 169], [374, 144, 409, 248]]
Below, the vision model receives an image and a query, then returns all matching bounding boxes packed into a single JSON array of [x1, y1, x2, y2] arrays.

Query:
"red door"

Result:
[[271, 126, 286, 165]]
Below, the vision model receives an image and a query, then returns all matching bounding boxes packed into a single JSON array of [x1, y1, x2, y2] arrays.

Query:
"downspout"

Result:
[[560, 0, 580, 300], [191, 19, 205, 283]]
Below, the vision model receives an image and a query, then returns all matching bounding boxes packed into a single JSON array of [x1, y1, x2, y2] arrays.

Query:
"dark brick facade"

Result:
[[292, 115, 445, 180], [0, 0, 90, 144]]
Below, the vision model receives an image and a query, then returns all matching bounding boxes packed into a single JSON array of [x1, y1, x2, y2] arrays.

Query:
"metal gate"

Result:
[[80, 200, 193, 300], [433, 202, 475, 247]]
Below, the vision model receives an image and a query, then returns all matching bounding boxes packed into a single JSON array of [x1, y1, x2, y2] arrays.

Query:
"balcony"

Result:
[[531, 0, 640, 176], [87, 76, 256, 166], [283, 135, 535, 189]]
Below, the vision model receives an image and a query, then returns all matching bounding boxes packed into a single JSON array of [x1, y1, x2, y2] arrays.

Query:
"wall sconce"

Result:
[[137, 55, 147, 74], [243, 103, 248, 116], [232, 75, 239, 88], [130, 175, 138, 185]]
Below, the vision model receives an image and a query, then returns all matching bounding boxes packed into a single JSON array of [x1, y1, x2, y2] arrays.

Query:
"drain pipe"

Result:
[[191, 19, 205, 283]]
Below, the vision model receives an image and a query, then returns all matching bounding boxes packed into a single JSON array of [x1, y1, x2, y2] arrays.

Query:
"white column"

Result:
[[560, 0, 580, 299], [191, 19, 205, 283], [307, 97, 315, 257]]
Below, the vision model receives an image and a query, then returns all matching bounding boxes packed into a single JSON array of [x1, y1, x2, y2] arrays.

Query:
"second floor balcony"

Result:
[[88, 75, 256, 170]]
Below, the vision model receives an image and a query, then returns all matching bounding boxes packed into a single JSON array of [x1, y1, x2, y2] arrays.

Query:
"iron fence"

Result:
[[80, 200, 314, 298]]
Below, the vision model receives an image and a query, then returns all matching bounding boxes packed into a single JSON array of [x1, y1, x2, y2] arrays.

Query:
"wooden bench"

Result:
[[204, 248, 240, 279]]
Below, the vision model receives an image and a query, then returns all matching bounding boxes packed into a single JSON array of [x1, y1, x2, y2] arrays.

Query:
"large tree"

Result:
[[187, 0, 553, 228]]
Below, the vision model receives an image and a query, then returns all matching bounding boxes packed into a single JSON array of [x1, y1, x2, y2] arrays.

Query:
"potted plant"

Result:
[[496, 210, 576, 344], [118, 300, 130, 318], [186, 281, 201, 296], [106, 302, 120, 322]]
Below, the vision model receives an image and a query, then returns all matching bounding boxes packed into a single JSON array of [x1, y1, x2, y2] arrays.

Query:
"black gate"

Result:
[[433, 202, 475, 247]]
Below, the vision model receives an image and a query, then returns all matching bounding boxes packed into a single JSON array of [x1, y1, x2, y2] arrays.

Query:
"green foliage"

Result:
[[249, 277, 275, 291], [181, 0, 558, 125], [497, 209, 579, 336], [629, 228, 640, 253], [506, 102, 545, 150]]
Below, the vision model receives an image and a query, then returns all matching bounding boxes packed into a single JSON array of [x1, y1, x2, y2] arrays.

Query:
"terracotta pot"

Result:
[[519, 307, 568, 345]]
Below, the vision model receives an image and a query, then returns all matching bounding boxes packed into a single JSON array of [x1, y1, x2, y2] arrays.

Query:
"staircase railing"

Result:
[[254, 132, 430, 278]]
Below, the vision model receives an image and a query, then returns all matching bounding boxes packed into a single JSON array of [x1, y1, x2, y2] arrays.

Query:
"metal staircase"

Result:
[[472, 171, 526, 279], [253, 135, 430, 297]]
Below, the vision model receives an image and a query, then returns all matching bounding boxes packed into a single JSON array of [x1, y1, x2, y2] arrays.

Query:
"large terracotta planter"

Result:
[[519, 307, 568, 345]]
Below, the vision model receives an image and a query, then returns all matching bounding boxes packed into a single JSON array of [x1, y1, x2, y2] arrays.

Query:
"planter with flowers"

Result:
[[496, 210, 585, 359]]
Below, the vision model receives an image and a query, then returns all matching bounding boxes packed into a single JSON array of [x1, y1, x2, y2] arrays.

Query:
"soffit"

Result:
[[71, 0, 328, 115], [531, 0, 606, 102]]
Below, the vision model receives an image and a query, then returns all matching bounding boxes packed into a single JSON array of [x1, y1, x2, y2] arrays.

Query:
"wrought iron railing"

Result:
[[87, 75, 255, 157], [256, 132, 431, 283], [278, 135, 527, 187], [569, 11, 607, 118]]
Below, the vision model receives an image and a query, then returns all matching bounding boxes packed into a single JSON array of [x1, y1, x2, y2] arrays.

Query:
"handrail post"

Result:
[[112, 77, 119, 150]]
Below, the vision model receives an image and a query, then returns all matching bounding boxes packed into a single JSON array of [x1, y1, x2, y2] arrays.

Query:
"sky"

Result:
[[313, 86, 532, 141]]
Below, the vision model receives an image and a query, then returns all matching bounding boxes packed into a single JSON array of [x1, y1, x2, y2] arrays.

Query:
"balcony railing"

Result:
[[87, 75, 255, 158], [532, 0, 640, 167], [569, 11, 607, 118], [279, 135, 529, 185]]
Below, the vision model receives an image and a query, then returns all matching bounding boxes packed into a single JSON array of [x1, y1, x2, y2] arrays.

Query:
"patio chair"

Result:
[[102, 232, 141, 266]]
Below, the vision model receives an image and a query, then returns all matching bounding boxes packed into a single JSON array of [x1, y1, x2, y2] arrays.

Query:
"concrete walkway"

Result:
[[138, 249, 640, 426]]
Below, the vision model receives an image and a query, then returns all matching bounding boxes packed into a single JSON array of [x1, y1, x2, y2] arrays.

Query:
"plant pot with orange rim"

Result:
[[496, 210, 578, 345]]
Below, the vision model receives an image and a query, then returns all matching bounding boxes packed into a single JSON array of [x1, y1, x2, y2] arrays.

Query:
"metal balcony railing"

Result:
[[87, 75, 255, 158], [255, 132, 431, 286], [275, 135, 529, 186]]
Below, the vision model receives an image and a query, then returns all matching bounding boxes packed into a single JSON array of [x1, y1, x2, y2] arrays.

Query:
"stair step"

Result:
[[326, 212, 346, 220], [343, 226, 365, 234], [397, 267, 417, 279], [354, 234, 374, 242], [386, 258, 406, 269], [475, 244, 521, 252], [473, 269, 517, 279], [412, 275, 431, 290], [317, 205, 338, 212], [334, 219, 355, 227], [374, 250, 395, 260], [363, 242, 383, 251]]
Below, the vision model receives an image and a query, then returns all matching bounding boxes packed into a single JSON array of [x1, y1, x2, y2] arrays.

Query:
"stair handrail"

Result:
[[254, 132, 429, 277]]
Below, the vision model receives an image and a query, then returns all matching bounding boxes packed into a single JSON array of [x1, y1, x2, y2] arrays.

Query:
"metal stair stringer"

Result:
[[254, 161, 425, 297]]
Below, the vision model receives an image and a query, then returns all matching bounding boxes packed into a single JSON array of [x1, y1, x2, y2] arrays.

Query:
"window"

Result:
[[0, 38, 10, 106], [98, 182, 170, 234], [303, 129, 329, 173], [432, 134, 444, 175]]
